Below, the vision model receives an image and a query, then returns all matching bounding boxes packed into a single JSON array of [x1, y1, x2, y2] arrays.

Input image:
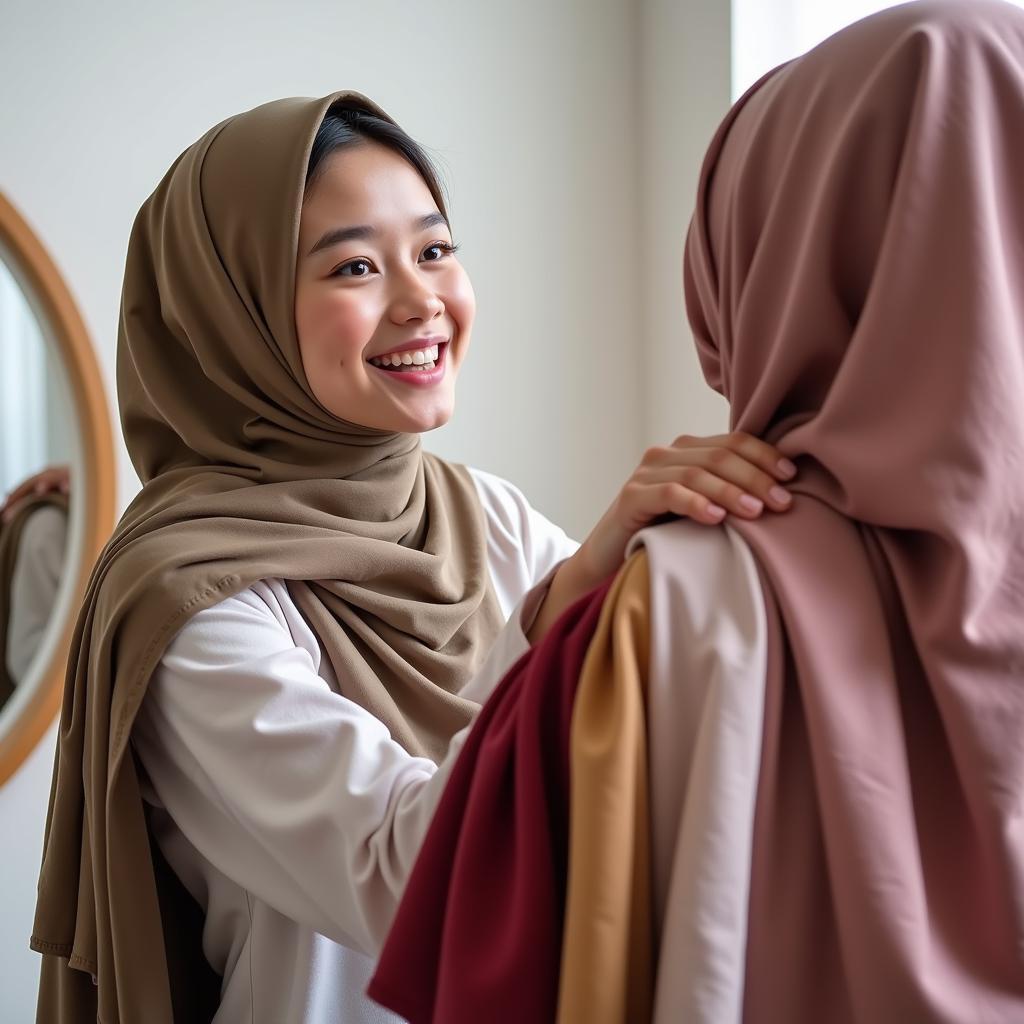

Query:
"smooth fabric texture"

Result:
[[367, 575, 616, 1024], [683, 3, 1024, 1019], [132, 469, 578, 1024], [557, 522, 771, 1024], [556, 552, 653, 1024], [0, 492, 67, 701], [639, 523, 768, 1024], [32, 92, 503, 1024]]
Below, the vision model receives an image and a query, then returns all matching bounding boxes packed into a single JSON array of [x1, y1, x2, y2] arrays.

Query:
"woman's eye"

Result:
[[334, 259, 373, 278], [421, 241, 458, 262]]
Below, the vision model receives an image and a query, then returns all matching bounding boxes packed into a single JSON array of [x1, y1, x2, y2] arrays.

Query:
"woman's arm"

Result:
[[132, 581, 533, 958]]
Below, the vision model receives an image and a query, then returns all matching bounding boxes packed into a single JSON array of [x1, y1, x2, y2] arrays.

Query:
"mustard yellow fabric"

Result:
[[557, 550, 653, 1024]]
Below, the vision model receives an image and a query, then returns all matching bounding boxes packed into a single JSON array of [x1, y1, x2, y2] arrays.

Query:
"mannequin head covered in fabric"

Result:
[[683, 2, 1024, 1016]]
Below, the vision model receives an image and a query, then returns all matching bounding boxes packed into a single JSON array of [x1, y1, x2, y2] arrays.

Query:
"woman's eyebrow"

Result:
[[417, 212, 449, 232], [308, 224, 373, 256], [307, 212, 450, 257]]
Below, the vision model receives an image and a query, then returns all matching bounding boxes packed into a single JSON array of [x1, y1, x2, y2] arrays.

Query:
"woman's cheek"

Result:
[[446, 267, 476, 335], [318, 293, 377, 364]]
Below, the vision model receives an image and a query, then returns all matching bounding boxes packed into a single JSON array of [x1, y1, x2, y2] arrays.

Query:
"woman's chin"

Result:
[[402, 405, 454, 434], [368, 396, 454, 435]]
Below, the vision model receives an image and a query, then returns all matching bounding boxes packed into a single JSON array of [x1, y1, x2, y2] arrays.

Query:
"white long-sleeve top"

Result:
[[132, 469, 578, 1024]]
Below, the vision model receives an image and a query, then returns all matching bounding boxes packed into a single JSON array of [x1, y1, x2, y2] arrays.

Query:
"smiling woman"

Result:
[[295, 126, 472, 434]]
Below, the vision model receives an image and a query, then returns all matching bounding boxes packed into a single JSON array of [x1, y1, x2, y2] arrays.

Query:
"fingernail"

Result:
[[707, 503, 727, 520], [769, 486, 792, 506], [777, 458, 797, 479], [739, 495, 763, 515]]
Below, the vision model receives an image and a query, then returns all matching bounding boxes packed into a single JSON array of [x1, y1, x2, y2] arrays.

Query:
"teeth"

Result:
[[370, 344, 441, 369]]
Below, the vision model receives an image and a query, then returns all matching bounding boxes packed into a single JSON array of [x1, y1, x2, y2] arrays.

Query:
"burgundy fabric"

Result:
[[683, 2, 1024, 1020], [368, 578, 613, 1024]]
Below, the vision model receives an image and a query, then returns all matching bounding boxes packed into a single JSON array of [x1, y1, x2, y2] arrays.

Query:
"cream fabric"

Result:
[[637, 522, 767, 1024]]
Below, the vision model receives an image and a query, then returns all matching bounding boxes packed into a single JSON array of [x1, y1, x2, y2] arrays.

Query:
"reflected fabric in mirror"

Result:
[[0, 253, 73, 717]]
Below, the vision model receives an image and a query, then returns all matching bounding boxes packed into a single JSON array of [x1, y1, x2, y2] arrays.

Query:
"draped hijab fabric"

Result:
[[684, 2, 1024, 1019], [31, 91, 502, 1023]]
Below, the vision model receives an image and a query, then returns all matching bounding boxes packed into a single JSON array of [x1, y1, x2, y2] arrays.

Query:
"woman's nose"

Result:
[[388, 275, 444, 325]]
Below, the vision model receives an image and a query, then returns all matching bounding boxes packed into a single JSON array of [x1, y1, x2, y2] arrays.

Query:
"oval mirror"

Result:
[[0, 192, 115, 784]]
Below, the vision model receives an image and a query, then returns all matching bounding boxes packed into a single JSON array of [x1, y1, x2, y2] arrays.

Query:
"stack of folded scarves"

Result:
[[367, 552, 654, 1024]]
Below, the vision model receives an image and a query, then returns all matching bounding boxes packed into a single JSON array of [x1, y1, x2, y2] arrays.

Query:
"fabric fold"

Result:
[[367, 574, 615, 1024], [556, 551, 653, 1024]]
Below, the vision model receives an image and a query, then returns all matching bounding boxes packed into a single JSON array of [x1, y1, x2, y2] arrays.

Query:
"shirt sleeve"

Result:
[[468, 467, 580, 611], [454, 467, 580, 704], [132, 583, 535, 958]]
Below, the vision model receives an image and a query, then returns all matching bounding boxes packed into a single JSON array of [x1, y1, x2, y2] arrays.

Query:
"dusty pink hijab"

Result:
[[685, 2, 1024, 1019]]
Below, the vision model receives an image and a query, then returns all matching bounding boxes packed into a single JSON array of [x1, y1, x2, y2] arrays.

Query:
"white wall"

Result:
[[640, 0, 732, 444], [732, 0, 899, 98], [0, 1, 739, 1017]]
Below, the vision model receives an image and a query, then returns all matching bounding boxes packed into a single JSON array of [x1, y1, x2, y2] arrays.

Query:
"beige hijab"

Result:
[[686, 2, 1024, 1019], [31, 91, 502, 1023]]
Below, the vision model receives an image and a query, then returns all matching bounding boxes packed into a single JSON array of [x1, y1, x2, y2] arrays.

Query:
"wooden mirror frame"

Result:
[[0, 192, 116, 785]]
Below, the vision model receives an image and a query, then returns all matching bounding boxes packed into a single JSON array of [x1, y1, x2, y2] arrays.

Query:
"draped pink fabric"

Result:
[[684, 2, 1024, 1020], [367, 578, 613, 1024]]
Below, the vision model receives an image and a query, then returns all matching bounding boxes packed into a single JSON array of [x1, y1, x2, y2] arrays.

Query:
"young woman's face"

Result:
[[295, 141, 474, 434]]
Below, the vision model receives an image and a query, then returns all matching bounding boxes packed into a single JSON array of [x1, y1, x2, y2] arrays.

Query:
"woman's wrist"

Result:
[[526, 547, 606, 645]]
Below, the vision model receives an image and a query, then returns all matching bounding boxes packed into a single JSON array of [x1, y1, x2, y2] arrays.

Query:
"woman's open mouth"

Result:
[[369, 341, 442, 372], [367, 340, 449, 387]]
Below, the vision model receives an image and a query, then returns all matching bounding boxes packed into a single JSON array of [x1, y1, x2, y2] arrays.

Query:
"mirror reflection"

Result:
[[0, 252, 74, 717]]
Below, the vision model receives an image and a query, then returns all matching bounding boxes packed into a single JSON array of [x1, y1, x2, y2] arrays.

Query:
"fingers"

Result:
[[605, 432, 797, 559], [621, 479, 726, 528], [671, 432, 796, 481], [640, 449, 792, 516]]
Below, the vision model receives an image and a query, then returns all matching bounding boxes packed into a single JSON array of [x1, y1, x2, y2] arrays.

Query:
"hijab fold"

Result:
[[32, 91, 502, 1023]]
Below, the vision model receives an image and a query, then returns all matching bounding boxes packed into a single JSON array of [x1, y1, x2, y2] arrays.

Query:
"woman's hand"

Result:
[[527, 433, 795, 643], [1, 464, 71, 524]]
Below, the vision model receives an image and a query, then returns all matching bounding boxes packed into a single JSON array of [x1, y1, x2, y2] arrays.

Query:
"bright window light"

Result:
[[732, 0, 1024, 99]]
